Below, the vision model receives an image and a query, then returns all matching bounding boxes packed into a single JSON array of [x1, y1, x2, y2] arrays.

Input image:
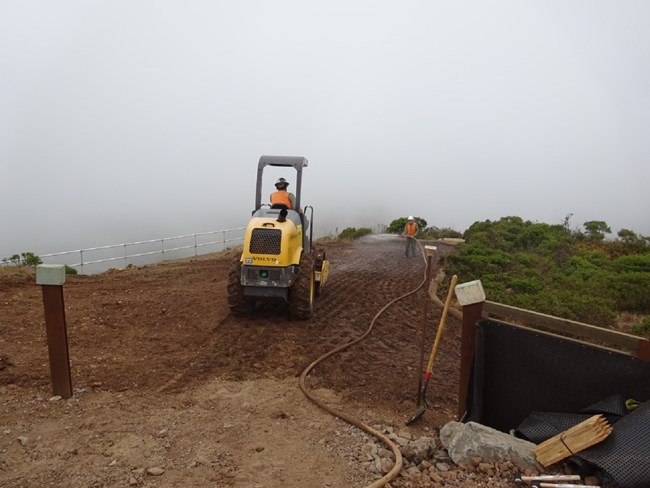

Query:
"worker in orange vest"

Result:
[[402, 216, 419, 258], [270, 177, 296, 209]]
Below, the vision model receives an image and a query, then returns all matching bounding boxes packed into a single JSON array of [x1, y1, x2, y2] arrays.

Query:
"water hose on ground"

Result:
[[299, 239, 429, 488]]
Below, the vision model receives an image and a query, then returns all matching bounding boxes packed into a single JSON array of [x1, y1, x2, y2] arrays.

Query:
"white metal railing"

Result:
[[36, 228, 245, 275]]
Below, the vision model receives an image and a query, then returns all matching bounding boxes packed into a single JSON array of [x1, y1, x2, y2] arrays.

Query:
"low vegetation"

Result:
[[2, 252, 42, 267], [441, 216, 650, 333], [387, 216, 463, 239], [2, 252, 77, 275], [338, 227, 373, 240], [633, 316, 650, 336]]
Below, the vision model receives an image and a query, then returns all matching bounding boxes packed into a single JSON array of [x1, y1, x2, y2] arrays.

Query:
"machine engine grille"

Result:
[[250, 228, 282, 254]]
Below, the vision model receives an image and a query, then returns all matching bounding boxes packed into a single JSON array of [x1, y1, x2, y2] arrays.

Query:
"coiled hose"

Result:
[[299, 239, 428, 487]]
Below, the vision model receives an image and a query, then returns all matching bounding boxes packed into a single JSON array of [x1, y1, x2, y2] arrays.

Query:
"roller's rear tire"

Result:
[[289, 253, 315, 320], [227, 259, 252, 316]]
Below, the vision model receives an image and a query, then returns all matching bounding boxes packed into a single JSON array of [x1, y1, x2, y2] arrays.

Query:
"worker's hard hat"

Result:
[[275, 177, 289, 189], [407, 216, 414, 221]]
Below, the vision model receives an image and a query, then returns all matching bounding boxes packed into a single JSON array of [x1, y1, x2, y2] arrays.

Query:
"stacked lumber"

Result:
[[534, 414, 613, 467]]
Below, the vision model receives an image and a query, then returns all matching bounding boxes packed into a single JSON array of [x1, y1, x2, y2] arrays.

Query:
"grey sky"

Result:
[[2, 1, 649, 256]]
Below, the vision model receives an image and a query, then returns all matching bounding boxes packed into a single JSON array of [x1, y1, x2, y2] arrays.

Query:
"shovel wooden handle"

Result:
[[424, 274, 458, 376]]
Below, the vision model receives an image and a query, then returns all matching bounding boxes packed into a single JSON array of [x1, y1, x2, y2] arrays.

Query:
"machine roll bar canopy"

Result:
[[255, 155, 309, 211]]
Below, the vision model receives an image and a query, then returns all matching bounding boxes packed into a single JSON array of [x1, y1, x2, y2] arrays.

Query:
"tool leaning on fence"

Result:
[[406, 274, 458, 425]]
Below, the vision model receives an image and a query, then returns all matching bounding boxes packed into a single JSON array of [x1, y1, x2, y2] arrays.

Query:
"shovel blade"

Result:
[[405, 405, 426, 425]]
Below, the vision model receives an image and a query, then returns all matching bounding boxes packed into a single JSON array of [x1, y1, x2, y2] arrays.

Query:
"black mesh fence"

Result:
[[567, 401, 650, 488], [467, 319, 650, 488], [468, 319, 650, 432]]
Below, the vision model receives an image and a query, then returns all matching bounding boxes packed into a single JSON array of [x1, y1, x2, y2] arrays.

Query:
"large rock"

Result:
[[439, 421, 540, 469], [401, 437, 436, 464]]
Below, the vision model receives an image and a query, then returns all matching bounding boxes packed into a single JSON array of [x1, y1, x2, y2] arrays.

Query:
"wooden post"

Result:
[[455, 280, 486, 421], [458, 302, 483, 420], [636, 338, 650, 362], [416, 246, 437, 404], [37, 265, 73, 399]]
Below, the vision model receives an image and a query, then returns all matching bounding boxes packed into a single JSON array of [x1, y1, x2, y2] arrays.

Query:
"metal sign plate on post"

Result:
[[37, 265, 73, 399], [455, 280, 486, 306], [424, 245, 437, 254]]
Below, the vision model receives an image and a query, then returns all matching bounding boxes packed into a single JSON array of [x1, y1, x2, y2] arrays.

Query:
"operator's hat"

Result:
[[275, 177, 289, 189]]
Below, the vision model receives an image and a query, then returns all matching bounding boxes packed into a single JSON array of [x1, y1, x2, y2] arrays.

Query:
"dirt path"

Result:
[[1, 235, 471, 487]]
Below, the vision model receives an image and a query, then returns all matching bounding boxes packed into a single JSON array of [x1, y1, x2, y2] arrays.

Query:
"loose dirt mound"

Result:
[[0, 235, 489, 487]]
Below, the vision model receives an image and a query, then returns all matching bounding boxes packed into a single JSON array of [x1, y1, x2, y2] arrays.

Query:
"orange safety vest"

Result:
[[405, 221, 418, 236], [270, 190, 292, 209]]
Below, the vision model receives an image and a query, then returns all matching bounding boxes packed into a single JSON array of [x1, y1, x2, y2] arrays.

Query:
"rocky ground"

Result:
[[2, 235, 549, 487]]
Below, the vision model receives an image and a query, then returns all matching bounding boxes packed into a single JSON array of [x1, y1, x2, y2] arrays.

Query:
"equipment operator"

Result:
[[270, 177, 296, 209]]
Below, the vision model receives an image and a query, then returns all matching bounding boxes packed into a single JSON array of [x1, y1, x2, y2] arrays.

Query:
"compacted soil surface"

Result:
[[1, 235, 522, 487]]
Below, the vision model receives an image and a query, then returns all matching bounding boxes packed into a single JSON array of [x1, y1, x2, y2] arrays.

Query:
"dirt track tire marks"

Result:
[[2, 236, 462, 426], [299, 235, 462, 427], [209, 236, 462, 418], [310, 237, 425, 387]]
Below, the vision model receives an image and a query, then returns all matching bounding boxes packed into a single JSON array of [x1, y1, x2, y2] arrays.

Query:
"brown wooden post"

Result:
[[37, 265, 73, 398], [416, 246, 437, 404], [454, 279, 486, 421], [636, 338, 650, 362], [458, 302, 483, 420]]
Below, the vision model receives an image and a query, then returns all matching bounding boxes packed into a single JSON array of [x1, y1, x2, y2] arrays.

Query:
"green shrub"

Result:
[[503, 275, 543, 294], [611, 272, 650, 312], [355, 227, 372, 238], [611, 229, 649, 254], [446, 216, 650, 324], [583, 220, 611, 242], [338, 227, 372, 240], [632, 316, 650, 337], [22, 252, 42, 266], [532, 289, 616, 326], [438, 227, 463, 239], [386, 217, 428, 234], [419, 226, 464, 239], [613, 254, 650, 273], [447, 245, 512, 277], [2, 252, 42, 267]]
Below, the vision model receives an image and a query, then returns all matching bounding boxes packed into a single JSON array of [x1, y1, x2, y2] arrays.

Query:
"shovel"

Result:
[[406, 274, 458, 425]]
